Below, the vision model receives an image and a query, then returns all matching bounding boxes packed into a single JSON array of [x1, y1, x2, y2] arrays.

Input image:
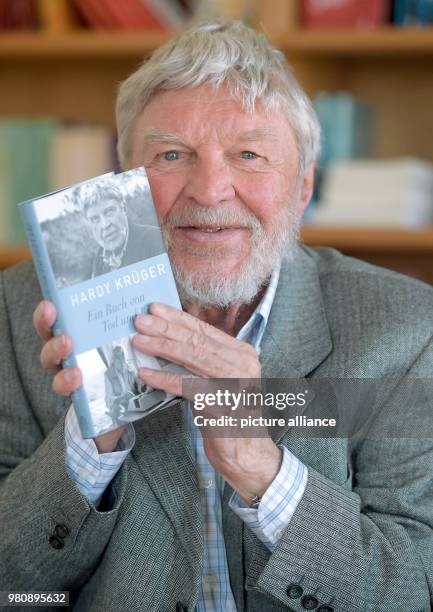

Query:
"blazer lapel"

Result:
[[131, 401, 203, 590], [261, 245, 332, 379], [260, 246, 333, 443]]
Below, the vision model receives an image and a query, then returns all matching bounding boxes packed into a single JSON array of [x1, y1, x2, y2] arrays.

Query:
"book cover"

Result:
[[314, 92, 373, 165], [302, 0, 391, 28], [20, 167, 182, 438], [50, 124, 115, 191], [103, 0, 167, 30], [72, 0, 117, 29], [393, 0, 433, 25], [37, 0, 79, 32], [0, 119, 58, 243], [142, 0, 189, 28]]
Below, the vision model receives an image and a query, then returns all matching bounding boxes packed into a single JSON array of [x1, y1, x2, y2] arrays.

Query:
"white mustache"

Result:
[[161, 205, 262, 233]]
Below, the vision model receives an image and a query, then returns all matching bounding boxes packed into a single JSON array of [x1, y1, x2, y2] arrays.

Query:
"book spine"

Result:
[[106, 0, 165, 30], [19, 201, 96, 438], [37, 0, 77, 32]]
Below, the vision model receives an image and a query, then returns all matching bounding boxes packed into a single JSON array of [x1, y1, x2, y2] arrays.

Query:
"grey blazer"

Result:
[[0, 245, 432, 612]]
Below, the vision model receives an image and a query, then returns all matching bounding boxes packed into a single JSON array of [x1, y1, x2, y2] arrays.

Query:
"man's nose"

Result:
[[100, 214, 112, 229], [183, 154, 236, 207]]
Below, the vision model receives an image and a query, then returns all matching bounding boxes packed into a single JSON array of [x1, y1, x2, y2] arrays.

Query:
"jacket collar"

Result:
[[260, 245, 332, 380]]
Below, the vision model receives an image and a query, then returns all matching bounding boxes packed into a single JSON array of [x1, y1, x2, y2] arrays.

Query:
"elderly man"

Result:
[[1, 20, 432, 612]]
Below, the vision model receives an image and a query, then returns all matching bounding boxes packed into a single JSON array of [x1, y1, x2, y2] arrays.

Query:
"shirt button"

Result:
[[202, 479, 214, 489], [274, 528, 284, 539]]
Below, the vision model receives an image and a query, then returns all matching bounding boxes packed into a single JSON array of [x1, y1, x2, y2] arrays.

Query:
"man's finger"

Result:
[[133, 332, 250, 378], [40, 334, 73, 372], [33, 300, 57, 341], [148, 303, 250, 348], [138, 367, 186, 398], [52, 366, 82, 397]]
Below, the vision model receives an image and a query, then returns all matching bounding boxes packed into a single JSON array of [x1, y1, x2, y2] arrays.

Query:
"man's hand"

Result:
[[33, 300, 126, 453], [133, 303, 282, 504]]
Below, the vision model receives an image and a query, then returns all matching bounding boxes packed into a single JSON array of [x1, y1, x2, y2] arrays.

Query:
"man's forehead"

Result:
[[85, 199, 120, 213], [141, 125, 282, 145]]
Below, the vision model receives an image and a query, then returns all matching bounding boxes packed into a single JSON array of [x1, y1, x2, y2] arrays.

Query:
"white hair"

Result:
[[116, 20, 321, 174]]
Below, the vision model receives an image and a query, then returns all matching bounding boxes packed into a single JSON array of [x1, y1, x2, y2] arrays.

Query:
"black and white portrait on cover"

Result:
[[37, 169, 165, 289]]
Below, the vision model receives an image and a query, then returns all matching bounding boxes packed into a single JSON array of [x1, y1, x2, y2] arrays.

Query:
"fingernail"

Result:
[[63, 369, 76, 384], [137, 314, 153, 327], [54, 335, 66, 350], [136, 334, 150, 344], [139, 367, 154, 375], [151, 303, 166, 314]]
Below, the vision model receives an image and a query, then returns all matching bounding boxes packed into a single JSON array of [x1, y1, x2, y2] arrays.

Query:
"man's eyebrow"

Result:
[[141, 129, 185, 145], [236, 128, 279, 142]]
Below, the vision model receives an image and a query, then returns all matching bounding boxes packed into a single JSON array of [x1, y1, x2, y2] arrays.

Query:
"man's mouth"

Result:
[[173, 225, 248, 244], [185, 226, 230, 232], [178, 225, 246, 231]]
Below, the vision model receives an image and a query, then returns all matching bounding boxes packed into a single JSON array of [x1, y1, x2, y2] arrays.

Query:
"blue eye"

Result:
[[240, 151, 257, 159], [163, 151, 180, 161]]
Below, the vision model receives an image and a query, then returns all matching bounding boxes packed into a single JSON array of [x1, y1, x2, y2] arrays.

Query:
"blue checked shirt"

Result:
[[64, 265, 308, 610]]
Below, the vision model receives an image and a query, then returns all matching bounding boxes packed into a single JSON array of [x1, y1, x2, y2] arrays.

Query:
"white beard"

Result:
[[161, 201, 302, 308]]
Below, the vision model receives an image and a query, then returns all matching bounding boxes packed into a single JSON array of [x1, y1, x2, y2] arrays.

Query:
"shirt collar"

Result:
[[236, 264, 281, 354]]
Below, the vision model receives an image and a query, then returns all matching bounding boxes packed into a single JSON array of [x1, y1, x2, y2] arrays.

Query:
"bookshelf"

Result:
[[0, 0, 433, 282]]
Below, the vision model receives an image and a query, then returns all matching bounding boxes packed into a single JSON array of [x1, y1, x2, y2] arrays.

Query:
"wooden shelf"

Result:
[[0, 245, 30, 270], [0, 31, 172, 59], [301, 226, 433, 252], [278, 27, 433, 56], [1, 28, 433, 60]]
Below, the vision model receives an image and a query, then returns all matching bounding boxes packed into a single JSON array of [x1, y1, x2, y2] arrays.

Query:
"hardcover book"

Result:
[[20, 167, 182, 438]]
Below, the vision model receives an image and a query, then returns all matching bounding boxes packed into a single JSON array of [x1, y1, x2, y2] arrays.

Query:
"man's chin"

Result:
[[171, 262, 270, 308]]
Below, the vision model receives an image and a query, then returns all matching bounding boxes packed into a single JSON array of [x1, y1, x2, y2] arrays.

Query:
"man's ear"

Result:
[[297, 161, 316, 215]]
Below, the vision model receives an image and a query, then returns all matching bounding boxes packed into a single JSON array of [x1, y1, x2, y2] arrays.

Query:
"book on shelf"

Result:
[[37, 0, 79, 32], [256, 0, 299, 36], [311, 157, 433, 227], [72, 0, 117, 29], [20, 167, 183, 438], [393, 0, 433, 25], [0, 0, 38, 30], [301, 0, 391, 28], [192, 0, 255, 23], [0, 119, 57, 243], [72, 0, 188, 31], [314, 92, 373, 165], [0, 119, 115, 244], [307, 91, 373, 218], [51, 125, 116, 191]]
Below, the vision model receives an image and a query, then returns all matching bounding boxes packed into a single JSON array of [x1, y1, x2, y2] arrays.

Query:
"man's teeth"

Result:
[[195, 227, 223, 232]]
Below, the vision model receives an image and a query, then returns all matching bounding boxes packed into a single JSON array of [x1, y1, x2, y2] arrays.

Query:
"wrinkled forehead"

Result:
[[134, 84, 295, 150]]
